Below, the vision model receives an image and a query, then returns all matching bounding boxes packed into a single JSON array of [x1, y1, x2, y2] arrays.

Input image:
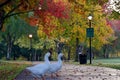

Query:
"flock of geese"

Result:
[[26, 52, 63, 80]]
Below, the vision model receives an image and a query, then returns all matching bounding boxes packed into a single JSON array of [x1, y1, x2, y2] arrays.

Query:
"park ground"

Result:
[[14, 60, 120, 80], [0, 58, 120, 80]]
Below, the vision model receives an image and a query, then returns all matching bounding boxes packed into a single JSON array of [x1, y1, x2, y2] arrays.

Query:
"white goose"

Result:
[[26, 52, 51, 80], [48, 53, 63, 77]]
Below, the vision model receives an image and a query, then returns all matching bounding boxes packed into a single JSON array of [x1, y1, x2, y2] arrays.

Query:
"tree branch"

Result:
[[4, 10, 34, 18], [4, 2, 23, 19]]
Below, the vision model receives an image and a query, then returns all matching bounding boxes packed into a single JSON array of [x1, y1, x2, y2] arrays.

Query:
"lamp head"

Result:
[[38, 4, 42, 10], [88, 15, 92, 20], [29, 34, 32, 38]]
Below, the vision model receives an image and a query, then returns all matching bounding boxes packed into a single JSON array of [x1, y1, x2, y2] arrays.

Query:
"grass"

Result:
[[92, 63, 120, 70], [92, 58, 120, 70], [67, 58, 120, 70], [0, 61, 31, 80], [93, 58, 120, 64]]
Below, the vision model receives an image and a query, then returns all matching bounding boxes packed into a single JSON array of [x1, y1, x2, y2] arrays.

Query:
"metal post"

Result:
[[29, 34, 32, 61], [89, 20, 92, 64], [89, 37, 92, 64], [30, 38, 32, 61], [30, 38, 32, 50]]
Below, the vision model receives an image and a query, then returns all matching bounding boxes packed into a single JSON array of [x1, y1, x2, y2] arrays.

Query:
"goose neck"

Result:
[[58, 56, 62, 63], [44, 55, 50, 64]]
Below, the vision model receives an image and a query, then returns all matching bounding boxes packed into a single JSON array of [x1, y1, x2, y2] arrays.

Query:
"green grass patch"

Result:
[[67, 58, 120, 70], [92, 58, 120, 70], [92, 63, 120, 70], [0, 61, 31, 80], [93, 58, 120, 64]]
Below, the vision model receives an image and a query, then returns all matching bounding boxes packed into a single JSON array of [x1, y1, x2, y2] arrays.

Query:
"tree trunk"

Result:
[[75, 37, 79, 61], [6, 42, 12, 60], [6, 47, 10, 60], [103, 45, 109, 58], [6, 32, 14, 60], [34, 50, 36, 61], [68, 46, 71, 60], [13, 53, 16, 60]]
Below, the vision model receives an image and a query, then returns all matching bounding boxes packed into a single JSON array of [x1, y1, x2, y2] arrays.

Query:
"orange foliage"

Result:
[[29, 17, 39, 26]]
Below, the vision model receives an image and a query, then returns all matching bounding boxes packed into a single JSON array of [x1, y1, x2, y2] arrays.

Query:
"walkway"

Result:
[[15, 62, 120, 80]]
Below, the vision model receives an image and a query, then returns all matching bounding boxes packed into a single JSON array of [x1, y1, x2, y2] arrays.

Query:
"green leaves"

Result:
[[5, 16, 37, 37], [109, 11, 120, 19]]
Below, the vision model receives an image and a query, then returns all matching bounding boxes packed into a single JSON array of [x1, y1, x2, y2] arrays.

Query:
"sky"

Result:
[[109, 0, 120, 13]]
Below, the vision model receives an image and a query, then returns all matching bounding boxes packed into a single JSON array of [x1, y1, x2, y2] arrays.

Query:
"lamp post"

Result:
[[88, 15, 93, 64], [29, 34, 32, 61]]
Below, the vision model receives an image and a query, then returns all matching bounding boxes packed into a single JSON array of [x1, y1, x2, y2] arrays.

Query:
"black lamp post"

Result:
[[88, 15, 93, 64], [29, 34, 32, 61], [29, 34, 32, 49]]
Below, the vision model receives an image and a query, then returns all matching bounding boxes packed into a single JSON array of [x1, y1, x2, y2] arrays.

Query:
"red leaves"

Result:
[[29, 0, 70, 37], [47, 0, 69, 19], [36, 0, 70, 19], [107, 19, 120, 31], [29, 17, 39, 26]]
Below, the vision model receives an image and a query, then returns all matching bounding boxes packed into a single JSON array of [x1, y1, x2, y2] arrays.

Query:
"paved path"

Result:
[[15, 62, 120, 80]]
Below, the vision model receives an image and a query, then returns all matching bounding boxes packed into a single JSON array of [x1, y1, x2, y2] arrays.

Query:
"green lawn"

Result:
[[92, 58, 120, 64], [68, 58, 120, 70], [0, 61, 31, 80], [92, 58, 120, 70]]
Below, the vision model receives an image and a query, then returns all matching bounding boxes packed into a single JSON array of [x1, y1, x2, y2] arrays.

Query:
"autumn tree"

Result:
[[29, 0, 70, 37], [29, 0, 116, 60], [100, 0, 120, 57], [28, 0, 71, 55], [0, 0, 39, 30], [67, 0, 116, 60]]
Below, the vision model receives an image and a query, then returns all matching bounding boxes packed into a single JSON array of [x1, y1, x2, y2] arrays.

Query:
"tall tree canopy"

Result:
[[0, 0, 119, 60], [29, 0, 70, 38], [29, 0, 116, 50]]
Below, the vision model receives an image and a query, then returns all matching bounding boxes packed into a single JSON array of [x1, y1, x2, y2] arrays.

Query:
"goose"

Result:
[[26, 52, 51, 80], [48, 53, 63, 77]]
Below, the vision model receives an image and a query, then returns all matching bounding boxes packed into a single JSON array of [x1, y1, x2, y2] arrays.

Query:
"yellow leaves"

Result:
[[28, 0, 40, 8], [76, 0, 86, 4], [60, 37, 66, 42], [54, 0, 68, 3], [36, 13, 62, 38], [19, 0, 39, 11], [68, 0, 115, 50], [3, 5, 11, 13], [72, 26, 78, 33], [92, 24, 115, 50], [94, 5, 102, 11], [37, 25, 46, 38], [74, 6, 85, 15], [73, 0, 86, 15], [70, 25, 86, 43]]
